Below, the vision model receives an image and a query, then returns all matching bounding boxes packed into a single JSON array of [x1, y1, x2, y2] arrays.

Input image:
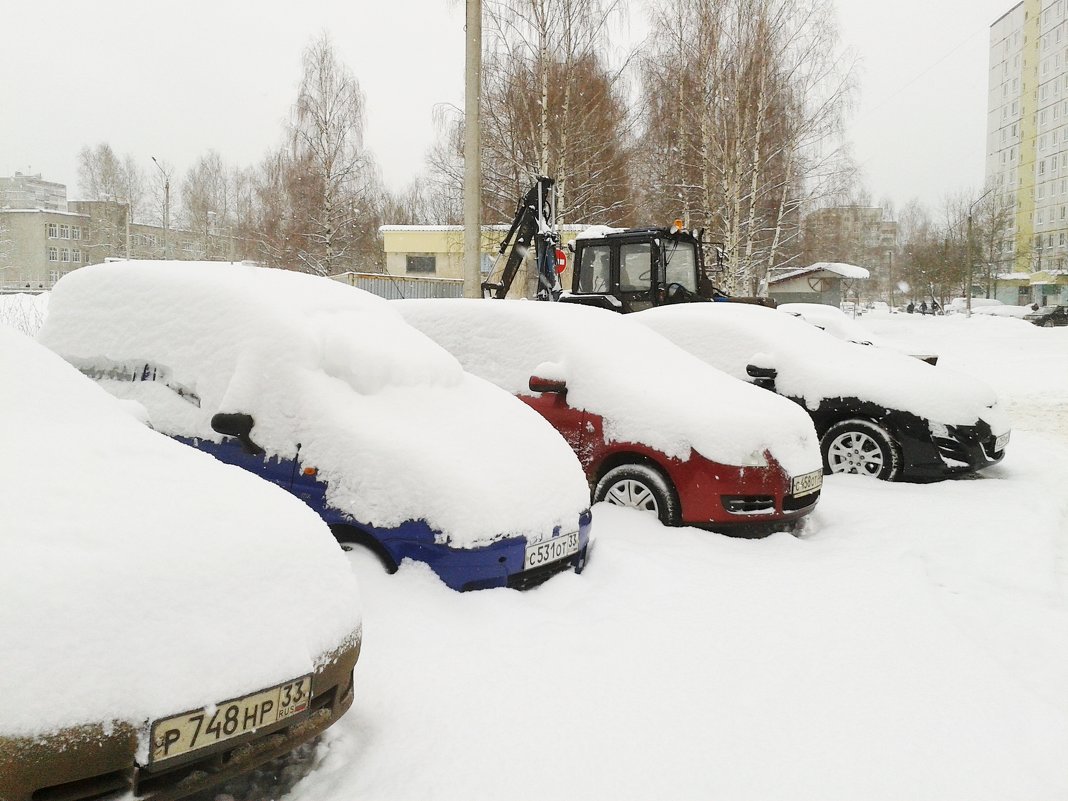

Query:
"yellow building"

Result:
[[378, 224, 586, 299]]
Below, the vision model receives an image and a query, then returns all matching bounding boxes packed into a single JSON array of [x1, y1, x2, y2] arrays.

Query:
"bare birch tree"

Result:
[[639, 0, 854, 294], [287, 33, 372, 275]]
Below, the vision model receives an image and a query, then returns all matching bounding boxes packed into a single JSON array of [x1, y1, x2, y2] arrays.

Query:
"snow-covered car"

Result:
[[0, 328, 362, 801], [1024, 304, 1068, 326], [395, 299, 823, 533], [39, 262, 592, 592], [634, 303, 1012, 481]]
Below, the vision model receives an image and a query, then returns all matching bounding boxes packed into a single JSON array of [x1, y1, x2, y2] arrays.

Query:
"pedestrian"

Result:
[[931, 300, 941, 315], [907, 301, 915, 314], [920, 300, 928, 315]]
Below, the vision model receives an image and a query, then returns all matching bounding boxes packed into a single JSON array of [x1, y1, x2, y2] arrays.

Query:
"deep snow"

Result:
[[282, 310, 1068, 801], [4, 296, 1067, 800]]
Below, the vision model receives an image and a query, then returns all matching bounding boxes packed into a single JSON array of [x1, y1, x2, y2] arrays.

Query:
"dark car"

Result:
[[1024, 305, 1068, 326], [635, 303, 1012, 482]]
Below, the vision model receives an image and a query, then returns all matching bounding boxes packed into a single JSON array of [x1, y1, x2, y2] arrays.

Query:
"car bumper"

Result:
[[1, 638, 360, 801], [676, 455, 821, 533], [900, 421, 1008, 479]]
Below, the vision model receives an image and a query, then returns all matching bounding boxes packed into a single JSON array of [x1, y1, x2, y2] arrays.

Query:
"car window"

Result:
[[619, 243, 651, 292]]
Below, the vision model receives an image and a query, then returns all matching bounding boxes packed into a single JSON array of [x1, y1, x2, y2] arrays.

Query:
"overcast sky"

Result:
[[0, 0, 1015, 216]]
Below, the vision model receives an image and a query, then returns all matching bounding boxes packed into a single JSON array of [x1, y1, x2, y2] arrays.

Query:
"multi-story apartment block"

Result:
[[987, 0, 1068, 303], [0, 175, 240, 292], [0, 172, 67, 212], [800, 206, 898, 302]]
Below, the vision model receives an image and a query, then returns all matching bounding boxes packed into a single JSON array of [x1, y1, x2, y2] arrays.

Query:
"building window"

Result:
[[49, 270, 59, 285], [405, 255, 436, 274], [48, 247, 58, 261], [60, 248, 70, 262], [72, 249, 82, 263], [71, 226, 81, 240], [59, 224, 69, 239], [47, 223, 58, 238]]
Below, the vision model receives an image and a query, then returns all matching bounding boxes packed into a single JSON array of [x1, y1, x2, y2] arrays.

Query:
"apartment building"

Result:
[[987, 0, 1068, 304], [1, 174, 236, 292]]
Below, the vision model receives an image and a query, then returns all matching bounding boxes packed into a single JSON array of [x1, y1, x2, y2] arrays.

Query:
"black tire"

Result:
[[593, 464, 680, 525], [820, 419, 901, 481]]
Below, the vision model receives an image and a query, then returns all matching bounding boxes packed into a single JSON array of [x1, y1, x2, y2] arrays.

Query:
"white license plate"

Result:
[[791, 469, 823, 497], [524, 530, 580, 571], [995, 431, 1010, 452], [149, 674, 312, 764]]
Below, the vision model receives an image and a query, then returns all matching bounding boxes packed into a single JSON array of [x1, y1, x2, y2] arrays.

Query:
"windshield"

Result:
[[662, 240, 698, 292]]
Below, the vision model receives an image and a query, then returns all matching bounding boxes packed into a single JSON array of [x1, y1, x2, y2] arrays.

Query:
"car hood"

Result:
[[1, 329, 362, 738]]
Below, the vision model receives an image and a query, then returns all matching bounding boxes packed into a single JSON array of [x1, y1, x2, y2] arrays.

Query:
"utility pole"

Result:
[[463, 0, 482, 299], [151, 156, 170, 260], [966, 187, 996, 318]]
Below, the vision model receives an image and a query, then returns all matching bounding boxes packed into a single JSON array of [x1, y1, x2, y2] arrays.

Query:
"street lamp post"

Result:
[[151, 156, 170, 260], [886, 249, 894, 309], [966, 186, 997, 318]]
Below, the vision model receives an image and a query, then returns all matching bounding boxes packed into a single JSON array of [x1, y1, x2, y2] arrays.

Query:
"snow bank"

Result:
[[634, 303, 1010, 434], [0, 328, 361, 737], [38, 261, 589, 548], [394, 299, 821, 476], [0, 291, 49, 336]]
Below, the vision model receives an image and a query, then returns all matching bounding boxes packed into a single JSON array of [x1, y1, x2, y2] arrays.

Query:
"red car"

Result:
[[396, 300, 824, 533]]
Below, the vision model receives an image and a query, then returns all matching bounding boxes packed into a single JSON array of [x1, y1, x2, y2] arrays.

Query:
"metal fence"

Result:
[[329, 272, 464, 300]]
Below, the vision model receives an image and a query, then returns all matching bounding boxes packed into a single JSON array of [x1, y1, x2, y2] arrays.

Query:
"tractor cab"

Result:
[[561, 224, 729, 314]]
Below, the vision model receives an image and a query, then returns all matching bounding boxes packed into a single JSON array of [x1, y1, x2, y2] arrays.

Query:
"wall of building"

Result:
[[0, 210, 91, 290]]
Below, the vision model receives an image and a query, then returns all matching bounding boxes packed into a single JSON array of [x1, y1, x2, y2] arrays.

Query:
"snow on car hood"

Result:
[[394, 299, 822, 476], [0, 328, 361, 737], [634, 303, 1010, 434], [37, 261, 589, 548]]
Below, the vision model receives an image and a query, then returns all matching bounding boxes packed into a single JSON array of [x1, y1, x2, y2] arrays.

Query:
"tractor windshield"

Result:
[[662, 240, 698, 293]]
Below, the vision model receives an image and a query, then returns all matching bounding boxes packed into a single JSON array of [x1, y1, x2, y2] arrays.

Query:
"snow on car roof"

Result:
[[38, 261, 589, 548], [777, 303, 878, 345], [634, 303, 1010, 432], [0, 328, 361, 737], [394, 298, 822, 476]]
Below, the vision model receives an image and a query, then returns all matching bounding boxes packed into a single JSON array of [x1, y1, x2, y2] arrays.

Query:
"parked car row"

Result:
[[4, 259, 1013, 800]]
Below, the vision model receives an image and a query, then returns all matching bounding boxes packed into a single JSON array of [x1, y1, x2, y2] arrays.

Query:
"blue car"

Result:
[[40, 260, 593, 591]]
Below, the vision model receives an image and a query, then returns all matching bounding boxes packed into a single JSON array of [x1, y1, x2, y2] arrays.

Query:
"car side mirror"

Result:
[[211, 412, 265, 455], [529, 375, 567, 395], [745, 364, 777, 392]]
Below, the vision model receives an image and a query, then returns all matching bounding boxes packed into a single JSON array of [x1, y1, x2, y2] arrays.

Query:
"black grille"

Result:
[[722, 496, 775, 515]]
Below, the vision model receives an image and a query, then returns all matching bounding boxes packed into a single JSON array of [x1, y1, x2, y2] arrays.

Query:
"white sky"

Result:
[[0, 0, 1015, 215]]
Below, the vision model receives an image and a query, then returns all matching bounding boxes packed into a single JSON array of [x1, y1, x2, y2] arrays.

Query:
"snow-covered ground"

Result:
[[284, 311, 1068, 801], [3, 297, 1067, 800]]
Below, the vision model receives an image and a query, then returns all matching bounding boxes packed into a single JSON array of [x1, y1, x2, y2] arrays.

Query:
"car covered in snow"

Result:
[[1024, 304, 1068, 326], [634, 303, 1012, 481], [39, 261, 592, 591], [0, 328, 362, 801], [395, 299, 824, 533]]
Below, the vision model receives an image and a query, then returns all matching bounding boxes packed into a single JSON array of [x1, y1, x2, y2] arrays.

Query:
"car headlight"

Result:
[[929, 421, 950, 439]]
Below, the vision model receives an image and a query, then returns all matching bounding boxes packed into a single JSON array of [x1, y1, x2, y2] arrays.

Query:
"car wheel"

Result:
[[821, 419, 901, 481], [593, 464, 680, 525]]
